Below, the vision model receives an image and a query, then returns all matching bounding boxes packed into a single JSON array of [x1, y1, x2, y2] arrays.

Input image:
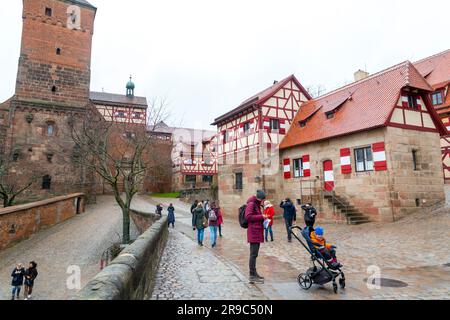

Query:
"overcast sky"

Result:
[[0, 0, 448, 130]]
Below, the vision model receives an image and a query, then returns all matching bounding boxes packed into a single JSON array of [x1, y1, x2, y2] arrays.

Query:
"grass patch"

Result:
[[150, 192, 180, 198]]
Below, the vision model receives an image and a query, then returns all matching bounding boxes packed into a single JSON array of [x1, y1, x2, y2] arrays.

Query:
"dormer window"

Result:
[[407, 94, 418, 109], [431, 91, 444, 106], [326, 111, 334, 119], [45, 7, 52, 17], [299, 120, 307, 127]]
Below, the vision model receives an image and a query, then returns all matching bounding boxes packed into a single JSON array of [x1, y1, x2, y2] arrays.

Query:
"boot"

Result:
[[255, 272, 265, 280], [249, 275, 264, 284], [11, 295, 14, 300]]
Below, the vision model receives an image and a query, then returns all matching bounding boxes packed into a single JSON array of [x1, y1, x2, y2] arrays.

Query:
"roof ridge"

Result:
[[413, 48, 450, 64], [314, 61, 410, 100]]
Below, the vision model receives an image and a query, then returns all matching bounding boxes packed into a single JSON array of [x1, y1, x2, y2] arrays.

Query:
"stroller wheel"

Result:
[[339, 278, 346, 289], [297, 273, 312, 290], [333, 282, 338, 294]]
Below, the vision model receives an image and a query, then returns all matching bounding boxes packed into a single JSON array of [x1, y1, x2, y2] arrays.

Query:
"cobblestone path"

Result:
[[150, 197, 450, 300], [0, 195, 144, 300]]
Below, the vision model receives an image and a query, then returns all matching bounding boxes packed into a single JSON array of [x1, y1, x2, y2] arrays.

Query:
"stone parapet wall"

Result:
[[76, 215, 169, 300], [0, 193, 85, 250]]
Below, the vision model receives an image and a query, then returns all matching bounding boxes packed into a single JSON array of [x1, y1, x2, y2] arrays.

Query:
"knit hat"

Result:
[[315, 226, 324, 236], [256, 190, 266, 200]]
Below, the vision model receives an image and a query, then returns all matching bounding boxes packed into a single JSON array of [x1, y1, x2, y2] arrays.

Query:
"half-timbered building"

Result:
[[212, 75, 311, 216], [279, 61, 447, 223], [413, 49, 450, 183]]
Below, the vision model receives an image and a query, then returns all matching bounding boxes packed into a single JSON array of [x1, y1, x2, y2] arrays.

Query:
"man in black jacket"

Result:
[[11, 263, 25, 300], [280, 198, 297, 242]]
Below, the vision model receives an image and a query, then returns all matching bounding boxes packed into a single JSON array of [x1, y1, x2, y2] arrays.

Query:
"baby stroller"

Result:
[[290, 225, 345, 294]]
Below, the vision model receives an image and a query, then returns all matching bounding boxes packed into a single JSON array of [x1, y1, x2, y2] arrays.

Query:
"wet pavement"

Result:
[[0, 196, 142, 300], [149, 197, 450, 300]]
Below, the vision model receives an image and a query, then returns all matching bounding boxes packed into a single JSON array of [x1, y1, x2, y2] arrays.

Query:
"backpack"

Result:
[[238, 204, 248, 229], [208, 209, 217, 222]]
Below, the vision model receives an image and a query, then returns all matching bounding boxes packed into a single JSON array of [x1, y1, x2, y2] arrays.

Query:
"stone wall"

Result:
[[76, 215, 169, 300], [130, 209, 161, 235], [0, 193, 85, 250], [279, 127, 445, 222]]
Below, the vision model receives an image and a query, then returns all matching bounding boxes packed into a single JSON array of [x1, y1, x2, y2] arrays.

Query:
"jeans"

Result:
[[197, 228, 205, 243], [265, 226, 273, 241], [249, 243, 260, 276], [285, 219, 294, 240], [209, 226, 218, 246], [12, 286, 21, 297]]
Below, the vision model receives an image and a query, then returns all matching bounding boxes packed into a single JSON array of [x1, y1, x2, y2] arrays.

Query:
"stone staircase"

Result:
[[323, 192, 370, 225]]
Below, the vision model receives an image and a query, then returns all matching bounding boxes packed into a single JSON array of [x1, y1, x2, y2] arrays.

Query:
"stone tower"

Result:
[[15, 0, 96, 106], [0, 0, 97, 202]]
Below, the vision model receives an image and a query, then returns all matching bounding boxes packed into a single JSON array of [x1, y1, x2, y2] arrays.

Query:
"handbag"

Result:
[[202, 216, 209, 228]]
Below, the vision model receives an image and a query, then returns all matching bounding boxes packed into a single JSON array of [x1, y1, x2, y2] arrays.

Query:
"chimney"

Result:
[[354, 69, 370, 82]]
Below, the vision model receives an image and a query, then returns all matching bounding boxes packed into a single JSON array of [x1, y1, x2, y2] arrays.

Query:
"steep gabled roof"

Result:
[[414, 49, 450, 89], [280, 61, 439, 149], [212, 74, 311, 125]]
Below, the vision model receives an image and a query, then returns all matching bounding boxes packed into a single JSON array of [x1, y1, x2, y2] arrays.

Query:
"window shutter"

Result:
[[279, 119, 286, 134], [302, 155, 311, 177], [239, 123, 245, 137], [340, 148, 352, 174], [373, 142, 387, 171], [249, 120, 255, 134], [283, 158, 291, 179], [401, 95, 409, 108]]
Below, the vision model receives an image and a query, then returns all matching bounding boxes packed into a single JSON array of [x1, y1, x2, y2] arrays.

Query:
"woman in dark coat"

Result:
[[167, 204, 175, 228], [193, 203, 207, 246], [191, 200, 199, 230], [24, 261, 38, 300], [11, 263, 25, 300]]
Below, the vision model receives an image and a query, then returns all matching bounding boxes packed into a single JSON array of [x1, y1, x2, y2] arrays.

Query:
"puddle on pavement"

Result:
[[363, 278, 409, 288]]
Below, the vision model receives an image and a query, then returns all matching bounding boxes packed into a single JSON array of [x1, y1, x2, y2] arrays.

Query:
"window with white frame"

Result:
[[355, 147, 374, 172], [293, 158, 304, 178], [270, 119, 280, 131], [431, 91, 443, 106]]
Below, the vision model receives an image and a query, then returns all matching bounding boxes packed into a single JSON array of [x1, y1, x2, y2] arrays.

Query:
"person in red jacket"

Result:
[[263, 200, 275, 242], [245, 190, 266, 284]]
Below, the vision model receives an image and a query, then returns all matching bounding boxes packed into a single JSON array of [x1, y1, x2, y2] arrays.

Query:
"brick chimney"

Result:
[[354, 69, 370, 82]]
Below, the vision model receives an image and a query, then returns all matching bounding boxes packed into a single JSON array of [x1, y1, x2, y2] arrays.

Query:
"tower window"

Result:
[[46, 122, 55, 136], [45, 7, 52, 17], [56, 48, 61, 55], [51, 86, 57, 93], [42, 175, 52, 190], [412, 150, 419, 171]]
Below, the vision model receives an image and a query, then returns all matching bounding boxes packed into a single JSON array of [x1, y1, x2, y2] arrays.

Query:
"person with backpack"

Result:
[[243, 190, 267, 284], [208, 202, 222, 248], [11, 263, 25, 300], [24, 261, 38, 300], [167, 203, 175, 228], [193, 202, 207, 246], [302, 203, 317, 227], [280, 198, 297, 242], [191, 200, 199, 230]]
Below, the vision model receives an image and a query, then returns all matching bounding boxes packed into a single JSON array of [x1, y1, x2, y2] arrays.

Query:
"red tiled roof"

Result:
[[280, 61, 438, 149], [212, 74, 311, 125], [414, 49, 450, 88]]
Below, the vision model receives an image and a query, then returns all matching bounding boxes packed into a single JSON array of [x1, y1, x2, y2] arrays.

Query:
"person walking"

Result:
[[193, 202, 207, 246], [156, 203, 163, 215], [302, 203, 317, 228], [208, 202, 222, 248], [11, 263, 25, 300], [217, 205, 224, 237], [24, 261, 38, 300], [245, 190, 266, 284], [280, 198, 297, 242], [263, 200, 275, 242], [191, 200, 199, 230], [167, 203, 175, 228]]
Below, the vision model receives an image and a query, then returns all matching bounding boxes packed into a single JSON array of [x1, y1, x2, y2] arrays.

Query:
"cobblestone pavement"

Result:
[[149, 197, 450, 300], [0, 195, 143, 300]]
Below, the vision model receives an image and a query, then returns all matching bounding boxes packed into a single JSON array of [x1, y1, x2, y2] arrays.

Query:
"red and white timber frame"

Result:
[[95, 104, 147, 125]]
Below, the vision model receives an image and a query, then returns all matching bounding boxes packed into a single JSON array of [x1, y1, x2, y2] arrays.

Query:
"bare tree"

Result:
[[306, 84, 327, 98], [0, 152, 39, 207], [71, 104, 171, 244]]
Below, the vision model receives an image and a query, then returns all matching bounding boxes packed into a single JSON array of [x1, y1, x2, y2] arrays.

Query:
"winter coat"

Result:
[[217, 208, 224, 225], [280, 201, 297, 221], [24, 267, 38, 286], [310, 232, 333, 250], [302, 205, 317, 227], [190, 203, 198, 226], [167, 206, 175, 223], [156, 205, 163, 215], [11, 267, 25, 286], [245, 196, 264, 243], [264, 206, 275, 227], [208, 207, 221, 227], [193, 207, 207, 230]]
